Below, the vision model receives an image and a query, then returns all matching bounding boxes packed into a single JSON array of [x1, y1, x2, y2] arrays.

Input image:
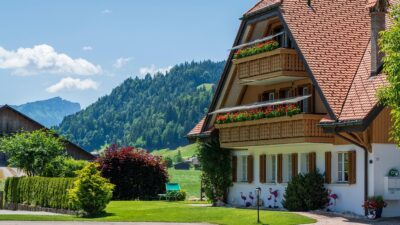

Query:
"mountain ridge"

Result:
[[13, 97, 81, 128]]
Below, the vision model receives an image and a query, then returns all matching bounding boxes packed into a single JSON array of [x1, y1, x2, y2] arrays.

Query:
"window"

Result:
[[300, 153, 309, 174], [261, 91, 275, 102], [237, 156, 248, 182], [266, 155, 276, 183], [279, 89, 291, 99], [338, 152, 349, 183], [283, 154, 292, 182], [300, 86, 310, 113]]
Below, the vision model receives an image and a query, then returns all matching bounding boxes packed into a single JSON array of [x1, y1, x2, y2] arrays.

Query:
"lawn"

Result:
[[0, 201, 316, 225], [168, 168, 201, 198], [152, 143, 198, 159]]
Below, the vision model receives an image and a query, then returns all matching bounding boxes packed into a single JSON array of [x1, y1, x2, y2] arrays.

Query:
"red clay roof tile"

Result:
[[187, 117, 205, 137]]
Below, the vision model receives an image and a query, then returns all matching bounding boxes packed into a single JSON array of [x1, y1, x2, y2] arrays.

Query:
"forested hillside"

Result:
[[58, 61, 224, 151]]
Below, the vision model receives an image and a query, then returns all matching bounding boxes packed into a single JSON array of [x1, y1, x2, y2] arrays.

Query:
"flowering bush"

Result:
[[215, 104, 301, 124], [362, 196, 387, 210], [233, 40, 279, 59], [97, 145, 168, 200]]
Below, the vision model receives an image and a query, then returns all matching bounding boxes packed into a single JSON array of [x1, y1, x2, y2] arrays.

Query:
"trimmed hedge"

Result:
[[4, 177, 76, 210]]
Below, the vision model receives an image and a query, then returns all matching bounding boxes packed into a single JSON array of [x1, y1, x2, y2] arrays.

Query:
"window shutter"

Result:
[[325, 152, 332, 184], [232, 156, 237, 182], [348, 151, 357, 184], [308, 152, 316, 172], [291, 153, 298, 176], [277, 154, 283, 183], [259, 155, 266, 183], [247, 155, 254, 183]]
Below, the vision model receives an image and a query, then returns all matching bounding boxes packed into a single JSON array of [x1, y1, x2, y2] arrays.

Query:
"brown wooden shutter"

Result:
[[308, 152, 316, 172], [348, 151, 357, 184], [232, 156, 237, 182], [259, 155, 266, 183], [325, 152, 332, 184], [247, 155, 254, 183], [277, 154, 283, 183], [291, 153, 298, 177]]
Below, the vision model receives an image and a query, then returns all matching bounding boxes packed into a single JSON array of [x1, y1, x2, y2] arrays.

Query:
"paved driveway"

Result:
[[299, 212, 400, 225]]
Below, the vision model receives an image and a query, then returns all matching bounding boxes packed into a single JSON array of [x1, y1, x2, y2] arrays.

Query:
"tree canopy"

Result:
[[0, 129, 66, 176], [378, 3, 400, 146]]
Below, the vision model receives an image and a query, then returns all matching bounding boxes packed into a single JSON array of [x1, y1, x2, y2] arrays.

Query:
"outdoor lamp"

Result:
[[255, 187, 262, 223]]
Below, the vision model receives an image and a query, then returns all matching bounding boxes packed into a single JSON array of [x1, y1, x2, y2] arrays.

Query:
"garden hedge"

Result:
[[4, 177, 76, 210]]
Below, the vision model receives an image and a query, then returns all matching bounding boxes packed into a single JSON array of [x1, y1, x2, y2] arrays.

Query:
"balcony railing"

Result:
[[215, 114, 333, 148], [233, 48, 306, 85]]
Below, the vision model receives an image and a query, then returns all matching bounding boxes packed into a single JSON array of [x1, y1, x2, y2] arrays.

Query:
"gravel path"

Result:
[[298, 212, 400, 225], [0, 210, 61, 215]]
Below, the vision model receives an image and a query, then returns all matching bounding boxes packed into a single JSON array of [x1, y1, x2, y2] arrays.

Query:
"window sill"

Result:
[[235, 181, 249, 184], [328, 182, 351, 186]]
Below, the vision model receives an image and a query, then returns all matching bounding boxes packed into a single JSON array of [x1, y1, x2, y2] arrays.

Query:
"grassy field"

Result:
[[0, 201, 316, 225], [168, 168, 201, 198], [152, 143, 198, 160]]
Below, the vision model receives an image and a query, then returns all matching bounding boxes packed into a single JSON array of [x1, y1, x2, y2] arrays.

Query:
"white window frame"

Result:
[[300, 153, 309, 174], [237, 156, 248, 182], [283, 154, 292, 183], [269, 92, 275, 101], [266, 155, 276, 183], [337, 152, 349, 183]]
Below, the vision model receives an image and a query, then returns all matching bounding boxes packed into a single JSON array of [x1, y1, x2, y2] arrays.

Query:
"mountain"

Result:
[[13, 97, 81, 128], [58, 61, 225, 151]]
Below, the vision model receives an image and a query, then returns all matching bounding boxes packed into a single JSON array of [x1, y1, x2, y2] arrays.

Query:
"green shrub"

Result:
[[283, 171, 329, 211], [68, 163, 114, 216], [4, 177, 75, 210], [62, 159, 88, 177], [165, 190, 187, 201]]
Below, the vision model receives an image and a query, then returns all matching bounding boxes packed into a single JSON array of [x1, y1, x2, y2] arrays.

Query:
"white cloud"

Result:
[[82, 46, 93, 51], [101, 9, 112, 14], [0, 44, 102, 76], [46, 77, 99, 93], [139, 65, 172, 76], [113, 57, 131, 69]]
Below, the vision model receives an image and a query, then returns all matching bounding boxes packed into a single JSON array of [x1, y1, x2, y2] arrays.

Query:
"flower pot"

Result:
[[375, 208, 383, 218]]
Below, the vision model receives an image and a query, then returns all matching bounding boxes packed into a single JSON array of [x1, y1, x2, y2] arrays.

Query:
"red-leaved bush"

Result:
[[97, 145, 168, 200]]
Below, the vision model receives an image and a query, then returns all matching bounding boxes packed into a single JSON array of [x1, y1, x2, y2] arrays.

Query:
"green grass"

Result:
[[0, 201, 316, 225], [197, 83, 214, 91], [168, 168, 201, 198], [152, 143, 198, 159]]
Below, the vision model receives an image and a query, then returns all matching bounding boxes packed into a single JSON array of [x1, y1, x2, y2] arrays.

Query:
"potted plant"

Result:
[[362, 196, 387, 219]]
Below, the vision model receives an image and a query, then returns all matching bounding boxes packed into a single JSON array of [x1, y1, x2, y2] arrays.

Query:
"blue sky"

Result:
[[0, 0, 258, 107]]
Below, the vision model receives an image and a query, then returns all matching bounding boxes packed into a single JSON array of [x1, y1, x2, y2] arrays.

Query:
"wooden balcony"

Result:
[[215, 114, 333, 148], [233, 48, 307, 85]]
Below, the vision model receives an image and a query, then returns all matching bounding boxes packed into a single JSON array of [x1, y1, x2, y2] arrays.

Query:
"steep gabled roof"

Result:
[[0, 105, 94, 160], [191, 0, 390, 136], [339, 41, 387, 121]]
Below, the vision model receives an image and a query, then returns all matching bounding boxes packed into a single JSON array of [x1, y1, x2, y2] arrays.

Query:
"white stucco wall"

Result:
[[229, 144, 367, 215], [370, 144, 400, 217]]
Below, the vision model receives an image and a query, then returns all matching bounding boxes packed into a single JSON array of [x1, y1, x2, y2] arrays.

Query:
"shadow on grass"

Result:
[[79, 212, 115, 219]]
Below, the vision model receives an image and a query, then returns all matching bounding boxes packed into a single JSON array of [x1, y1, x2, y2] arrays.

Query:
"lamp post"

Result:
[[255, 187, 262, 224]]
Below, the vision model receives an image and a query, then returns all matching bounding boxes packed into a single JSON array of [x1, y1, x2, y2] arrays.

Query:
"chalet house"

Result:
[[188, 0, 400, 217], [0, 105, 94, 162]]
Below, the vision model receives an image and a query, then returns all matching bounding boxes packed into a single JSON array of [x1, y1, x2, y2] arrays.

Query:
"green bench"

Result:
[[158, 183, 181, 200]]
